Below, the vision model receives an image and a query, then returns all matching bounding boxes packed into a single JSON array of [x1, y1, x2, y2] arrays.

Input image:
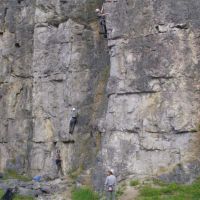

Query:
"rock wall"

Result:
[[98, 0, 200, 184], [0, 0, 35, 173], [0, 0, 200, 190], [0, 0, 110, 178]]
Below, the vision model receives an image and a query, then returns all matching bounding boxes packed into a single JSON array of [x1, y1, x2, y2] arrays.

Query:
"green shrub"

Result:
[[116, 186, 124, 198], [116, 183, 126, 199], [72, 187, 99, 200], [130, 180, 140, 186]]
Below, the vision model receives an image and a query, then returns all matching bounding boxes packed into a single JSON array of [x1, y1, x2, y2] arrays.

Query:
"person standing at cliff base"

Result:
[[105, 169, 117, 200], [69, 107, 78, 134]]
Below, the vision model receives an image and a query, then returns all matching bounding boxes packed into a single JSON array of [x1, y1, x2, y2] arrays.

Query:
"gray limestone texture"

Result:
[[0, 0, 199, 192]]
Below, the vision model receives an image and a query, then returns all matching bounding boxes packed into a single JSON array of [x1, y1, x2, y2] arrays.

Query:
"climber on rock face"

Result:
[[95, 6, 108, 38], [69, 107, 78, 134], [55, 150, 64, 177]]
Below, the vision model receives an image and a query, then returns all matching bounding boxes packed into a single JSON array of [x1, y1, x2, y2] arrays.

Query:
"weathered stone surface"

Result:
[[0, 0, 34, 173], [97, 0, 200, 186], [0, 0, 199, 194]]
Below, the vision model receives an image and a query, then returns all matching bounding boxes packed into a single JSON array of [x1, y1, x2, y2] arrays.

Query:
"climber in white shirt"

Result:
[[69, 107, 78, 134]]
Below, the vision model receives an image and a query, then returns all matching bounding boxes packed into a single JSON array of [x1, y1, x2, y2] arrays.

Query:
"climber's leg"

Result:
[[69, 117, 77, 134], [99, 19, 104, 34], [102, 19, 108, 38], [103, 24, 108, 38], [99, 18, 107, 38]]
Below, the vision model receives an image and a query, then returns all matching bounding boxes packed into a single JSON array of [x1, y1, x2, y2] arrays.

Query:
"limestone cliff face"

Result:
[[0, 0, 200, 189], [99, 0, 200, 185]]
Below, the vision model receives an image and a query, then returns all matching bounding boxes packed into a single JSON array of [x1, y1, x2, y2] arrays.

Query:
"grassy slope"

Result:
[[70, 178, 200, 200], [137, 179, 200, 200]]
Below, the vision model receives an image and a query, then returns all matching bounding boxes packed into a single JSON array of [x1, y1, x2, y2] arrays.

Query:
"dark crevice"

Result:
[[4, 7, 8, 20], [108, 91, 158, 97], [117, 91, 158, 95], [32, 141, 46, 144], [174, 130, 194, 134], [155, 25, 160, 32], [15, 43, 21, 48], [0, 141, 8, 144], [173, 24, 188, 30], [13, 87, 23, 109], [140, 147, 164, 152], [61, 140, 75, 144], [18, 0, 23, 4], [149, 76, 174, 80], [11, 74, 33, 79], [50, 79, 64, 83], [60, 0, 68, 4], [124, 128, 140, 134], [53, 142, 57, 146], [146, 130, 167, 134], [48, 21, 60, 28], [109, 35, 125, 41]]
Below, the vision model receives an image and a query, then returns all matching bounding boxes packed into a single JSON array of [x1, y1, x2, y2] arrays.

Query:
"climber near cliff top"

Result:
[[95, 6, 108, 38], [69, 107, 78, 134], [105, 169, 117, 200]]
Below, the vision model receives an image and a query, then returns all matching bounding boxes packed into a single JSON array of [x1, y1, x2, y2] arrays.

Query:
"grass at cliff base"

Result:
[[137, 178, 200, 200], [0, 189, 4, 198], [72, 187, 99, 200]]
